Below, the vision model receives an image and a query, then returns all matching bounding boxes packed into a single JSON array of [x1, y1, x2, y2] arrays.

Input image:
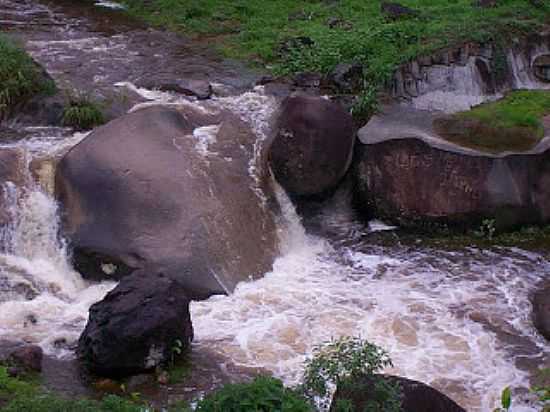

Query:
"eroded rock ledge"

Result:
[[353, 105, 550, 231]]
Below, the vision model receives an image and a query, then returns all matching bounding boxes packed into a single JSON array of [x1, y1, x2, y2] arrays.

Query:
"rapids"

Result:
[[0, 1, 548, 411]]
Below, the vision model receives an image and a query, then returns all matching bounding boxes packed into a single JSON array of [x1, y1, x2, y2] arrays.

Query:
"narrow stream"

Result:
[[0, 1, 549, 411]]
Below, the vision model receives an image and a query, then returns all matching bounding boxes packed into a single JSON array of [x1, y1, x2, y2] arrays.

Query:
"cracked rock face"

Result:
[[56, 105, 278, 298]]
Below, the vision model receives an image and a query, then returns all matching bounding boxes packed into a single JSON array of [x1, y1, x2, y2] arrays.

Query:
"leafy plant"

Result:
[[62, 93, 105, 130], [193, 376, 313, 412], [475, 219, 496, 240], [0, 34, 55, 119], [493, 386, 512, 412], [300, 336, 400, 411]]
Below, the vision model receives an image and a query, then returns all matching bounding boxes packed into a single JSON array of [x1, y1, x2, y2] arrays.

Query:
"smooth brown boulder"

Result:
[[56, 105, 278, 298], [532, 283, 550, 341], [354, 138, 550, 230], [331, 375, 465, 412], [268, 95, 354, 197], [8, 345, 43, 373]]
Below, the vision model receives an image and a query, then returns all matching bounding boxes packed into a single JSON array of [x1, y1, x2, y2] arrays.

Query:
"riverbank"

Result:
[[121, 0, 549, 110]]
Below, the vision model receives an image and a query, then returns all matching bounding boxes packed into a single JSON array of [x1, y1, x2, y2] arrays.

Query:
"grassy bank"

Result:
[[121, 0, 548, 102], [435, 90, 550, 153], [0, 35, 55, 118]]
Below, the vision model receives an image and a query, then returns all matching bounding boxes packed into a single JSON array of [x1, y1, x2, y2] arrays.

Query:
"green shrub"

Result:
[[300, 336, 400, 411], [193, 376, 312, 412], [0, 35, 55, 118], [62, 95, 105, 130]]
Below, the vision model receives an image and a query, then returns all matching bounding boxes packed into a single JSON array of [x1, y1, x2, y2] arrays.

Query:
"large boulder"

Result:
[[354, 106, 550, 230], [78, 271, 193, 377], [268, 95, 354, 197], [331, 375, 465, 412], [532, 282, 550, 341], [55, 105, 278, 298]]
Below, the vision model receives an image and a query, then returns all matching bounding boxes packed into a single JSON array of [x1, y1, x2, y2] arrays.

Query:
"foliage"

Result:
[[0, 366, 147, 412], [300, 336, 399, 411], [62, 93, 105, 130], [193, 376, 313, 412], [120, 0, 547, 115], [438, 90, 550, 153], [0, 35, 55, 118], [493, 386, 512, 412], [474, 219, 496, 240]]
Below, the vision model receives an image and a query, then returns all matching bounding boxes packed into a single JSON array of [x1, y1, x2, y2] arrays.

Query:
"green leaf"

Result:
[[501, 386, 512, 410]]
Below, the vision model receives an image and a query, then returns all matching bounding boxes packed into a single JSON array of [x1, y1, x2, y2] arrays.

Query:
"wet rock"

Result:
[[330, 375, 465, 412], [533, 54, 550, 83], [137, 79, 212, 100], [293, 72, 322, 88], [473, 0, 498, 7], [56, 105, 277, 298], [532, 283, 550, 341], [78, 272, 193, 377], [8, 345, 43, 372], [381, 2, 419, 20], [126, 373, 154, 391], [326, 63, 363, 93], [268, 95, 354, 197], [278, 36, 314, 57], [354, 106, 550, 230]]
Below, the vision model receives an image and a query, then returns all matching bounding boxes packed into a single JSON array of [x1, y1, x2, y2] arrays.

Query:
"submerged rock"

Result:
[[78, 272, 193, 377], [353, 106, 550, 230], [56, 105, 278, 298], [268, 95, 354, 197], [532, 283, 550, 341], [331, 375, 465, 412], [8, 345, 43, 373]]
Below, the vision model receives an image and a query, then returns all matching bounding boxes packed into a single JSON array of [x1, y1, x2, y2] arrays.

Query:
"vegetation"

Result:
[[62, 94, 105, 130], [0, 35, 55, 119], [436, 90, 550, 153], [0, 366, 146, 412], [300, 336, 400, 411], [193, 376, 312, 412], [120, 0, 548, 119]]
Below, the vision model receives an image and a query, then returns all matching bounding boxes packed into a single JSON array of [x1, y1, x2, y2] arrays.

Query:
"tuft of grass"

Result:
[[435, 90, 550, 153], [120, 0, 548, 105], [0, 35, 55, 119], [62, 95, 105, 130]]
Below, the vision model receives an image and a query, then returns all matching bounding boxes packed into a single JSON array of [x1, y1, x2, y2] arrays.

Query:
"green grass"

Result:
[[435, 90, 550, 153], [0, 366, 146, 412], [0, 35, 55, 118], [120, 0, 548, 109], [62, 96, 105, 130]]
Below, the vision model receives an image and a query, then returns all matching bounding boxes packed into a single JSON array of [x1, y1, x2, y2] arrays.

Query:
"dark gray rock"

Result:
[[293, 72, 322, 88], [532, 283, 550, 341], [473, 0, 498, 7], [136, 79, 212, 99], [331, 375, 465, 412], [268, 95, 354, 197], [78, 272, 193, 377], [381, 2, 419, 20], [326, 63, 363, 93], [56, 105, 278, 298], [8, 345, 43, 372], [0, 148, 27, 229]]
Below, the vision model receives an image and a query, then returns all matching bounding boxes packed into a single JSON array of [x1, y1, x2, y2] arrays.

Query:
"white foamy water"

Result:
[[190, 185, 550, 412], [0, 81, 547, 411], [0, 129, 115, 357]]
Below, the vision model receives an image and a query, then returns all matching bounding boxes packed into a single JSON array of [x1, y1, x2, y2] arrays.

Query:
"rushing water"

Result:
[[0, 1, 549, 411]]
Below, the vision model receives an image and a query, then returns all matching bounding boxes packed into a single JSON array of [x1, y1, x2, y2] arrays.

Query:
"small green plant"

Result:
[[0, 34, 55, 119], [300, 336, 400, 411], [493, 386, 512, 412], [193, 376, 313, 412], [351, 84, 379, 122], [475, 218, 496, 240], [62, 93, 105, 130]]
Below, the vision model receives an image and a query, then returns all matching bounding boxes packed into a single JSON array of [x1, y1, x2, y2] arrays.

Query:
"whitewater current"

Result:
[[0, 86, 548, 412]]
